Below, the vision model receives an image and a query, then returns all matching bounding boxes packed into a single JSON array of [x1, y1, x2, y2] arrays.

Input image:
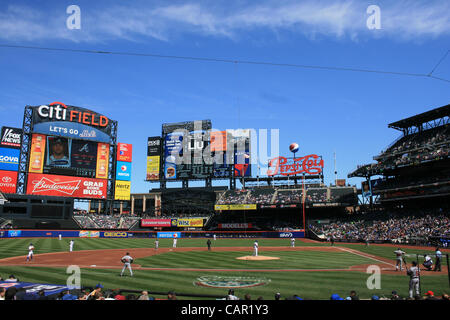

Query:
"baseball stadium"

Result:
[[0, 103, 449, 302]]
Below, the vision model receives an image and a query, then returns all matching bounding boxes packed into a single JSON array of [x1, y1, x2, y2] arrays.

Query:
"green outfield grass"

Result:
[[0, 237, 448, 300]]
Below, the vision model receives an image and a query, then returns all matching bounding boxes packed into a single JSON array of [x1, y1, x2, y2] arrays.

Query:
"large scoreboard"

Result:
[[146, 120, 251, 183], [16, 102, 119, 200]]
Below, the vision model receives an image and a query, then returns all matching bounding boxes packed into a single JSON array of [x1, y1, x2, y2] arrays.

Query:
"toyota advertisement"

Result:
[[26, 173, 107, 199], [0, 170, 18, 194]]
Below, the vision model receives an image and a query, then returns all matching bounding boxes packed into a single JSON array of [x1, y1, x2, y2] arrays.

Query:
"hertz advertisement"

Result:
[[114, 181, 131, 201]]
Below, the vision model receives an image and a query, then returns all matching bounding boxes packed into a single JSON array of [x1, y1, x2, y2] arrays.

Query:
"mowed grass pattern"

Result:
[[0, 237, 448, 300], [136, 250, 372, 270]]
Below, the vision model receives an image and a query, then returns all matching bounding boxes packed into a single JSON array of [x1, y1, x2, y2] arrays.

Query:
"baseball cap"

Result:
[[95, 283, 104, 289], [114, 295, 126, 300], [425, 291, 434, 296], [330, 294, 343, 300], [371, 295, 380, 300]]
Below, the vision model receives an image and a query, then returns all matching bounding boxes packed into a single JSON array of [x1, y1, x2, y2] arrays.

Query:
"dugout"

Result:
[[0, 194, 79, 229]]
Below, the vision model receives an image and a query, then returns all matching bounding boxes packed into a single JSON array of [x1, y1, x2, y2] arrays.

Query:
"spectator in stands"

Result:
[[424, 291, 439, 300], [167, 291, 177, 300], [390, 291, 402, 300], [244, 293, 251, 300], [0, 287, 5, 300], [442, 293, 449, 301], [5, 287, 17, 300], [126, 294, 137, 300], [138, 291, 150, 300], [349, 290, 359, 300], [5, 275, 18, 282], [87, 283, 103, 300], [113, 290, 126, 300], [274, 292, 281, 300], [227, 289, 239, 300]]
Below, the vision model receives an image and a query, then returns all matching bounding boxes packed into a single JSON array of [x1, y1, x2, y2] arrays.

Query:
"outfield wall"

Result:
[[0, 229, 305, 239]]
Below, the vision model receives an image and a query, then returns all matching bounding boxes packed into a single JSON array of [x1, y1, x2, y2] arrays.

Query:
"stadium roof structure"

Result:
[[388, 104, 450, 133]]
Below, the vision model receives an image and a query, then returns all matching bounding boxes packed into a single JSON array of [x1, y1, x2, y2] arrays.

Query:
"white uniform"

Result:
[[408, 266, 420, 298], [59, 234, 62, 241], [291, 238, 295, 248], [173, 238, 177, 248], [155, 239, 159, 249], [213, 234, 216, 241], [26, 245, 34, 261], [253, 241, 259, 256], [120, 255, 134, 276], [394, 250, 405, 271], [69, 240, 74, 252]]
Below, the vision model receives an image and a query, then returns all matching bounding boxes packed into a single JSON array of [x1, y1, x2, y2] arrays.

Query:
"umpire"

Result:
[[434, 248, 442, 272], [207, 239, 212, 251]]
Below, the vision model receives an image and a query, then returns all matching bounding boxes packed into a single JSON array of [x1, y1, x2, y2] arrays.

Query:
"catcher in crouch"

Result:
[[120, 252, 134, 277]]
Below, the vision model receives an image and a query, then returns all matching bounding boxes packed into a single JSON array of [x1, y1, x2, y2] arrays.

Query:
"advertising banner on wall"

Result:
[[175, 218, 204, 227], [117, 143, 132, 162], [0, 127, 22, 149], [0, 170, 18, 194], [214, 204, 257, 211], [95, 143, 109, 179], [116, 161, 131, 181], [31, 103, 112, 143], [114, 180, 131, 201], [140, 219, 172, 227], [26, 173, 107, 199], [146, 156, 160, 181], [157, 232, 181, 238], [0, 147, 20, 172], [28, 134, 47, 173]]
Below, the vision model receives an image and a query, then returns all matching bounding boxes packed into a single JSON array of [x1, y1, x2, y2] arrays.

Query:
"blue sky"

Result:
[[0, 0, 449, 196]]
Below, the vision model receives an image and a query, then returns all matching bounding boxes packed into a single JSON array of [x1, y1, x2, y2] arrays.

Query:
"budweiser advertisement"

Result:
[[26, 173, 107, 199], [267, 154, 324, 176], [0, 170, 18, 194]]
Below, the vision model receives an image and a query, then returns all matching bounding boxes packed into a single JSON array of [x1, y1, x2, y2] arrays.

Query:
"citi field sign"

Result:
[[32, 102, 113, 143]]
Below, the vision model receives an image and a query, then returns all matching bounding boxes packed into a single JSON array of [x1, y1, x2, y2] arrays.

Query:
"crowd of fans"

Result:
[[1, 278, 447, 300], [217, 187, 356, 205], [309, 213, 450, 242], [73, 214, 139, 230]]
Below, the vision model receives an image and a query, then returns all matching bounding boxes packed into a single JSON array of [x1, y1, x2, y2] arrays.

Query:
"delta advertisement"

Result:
[[26, 173, 107, 199], [157, 232, 181, 238], [0, 170, 18, 194], [0, 147, 20, 171], [31, 102, 113, 143]]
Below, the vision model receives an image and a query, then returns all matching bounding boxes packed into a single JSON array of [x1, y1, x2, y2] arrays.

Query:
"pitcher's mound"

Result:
[[236, 255, 280, 261]]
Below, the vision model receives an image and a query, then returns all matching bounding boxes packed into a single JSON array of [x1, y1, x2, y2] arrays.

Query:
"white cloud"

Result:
[[0, 1, 448, 43]]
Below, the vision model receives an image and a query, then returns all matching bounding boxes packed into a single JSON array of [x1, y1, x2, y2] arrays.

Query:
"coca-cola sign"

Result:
[[267, 154, 324, 176], [27, 173, 107, 199]]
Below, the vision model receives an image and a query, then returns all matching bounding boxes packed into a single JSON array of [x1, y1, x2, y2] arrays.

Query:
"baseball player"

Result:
[[394, 248, 406, 271], [155, 239, 159, 250], [173, 237, 177, 248], [253, 240, 259, 257], [290, 238, 295, 248], [26, 243, 35, 262], [120, 252, 134, 277], [58, 234, 62, 241], [213, 234, 217, 241], [69, 240, 74, 252], [407, 261, 420, 299]]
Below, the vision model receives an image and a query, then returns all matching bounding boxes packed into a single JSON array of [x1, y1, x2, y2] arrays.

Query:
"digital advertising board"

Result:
[[117, 143, 132, 162], [158, 121, 252, 181], [0, 147, 20, 171], [28, 134, 110, 179], [0, 127, 22, 149], [116, 161, 131, 181], [0, 170, 18, 194], [26, 173, 107, 199]]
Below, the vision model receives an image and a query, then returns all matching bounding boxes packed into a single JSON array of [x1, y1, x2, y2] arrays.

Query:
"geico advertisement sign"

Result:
[[103, 232, 128, 238], [27, 173, 107, 199]]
